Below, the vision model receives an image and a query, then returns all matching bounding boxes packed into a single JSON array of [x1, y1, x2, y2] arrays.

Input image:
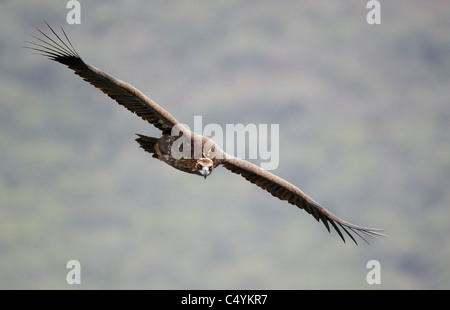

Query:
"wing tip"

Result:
[[313, 202, 388, 245]]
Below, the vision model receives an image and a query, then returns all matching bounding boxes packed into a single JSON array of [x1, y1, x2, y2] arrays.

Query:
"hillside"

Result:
[[1, 0, 449, 289]]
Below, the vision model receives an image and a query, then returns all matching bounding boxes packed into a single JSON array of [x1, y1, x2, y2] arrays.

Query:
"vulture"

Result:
[[24, 22, 386, 244]]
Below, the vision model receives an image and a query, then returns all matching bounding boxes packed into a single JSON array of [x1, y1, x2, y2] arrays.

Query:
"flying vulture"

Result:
[[24, 22, 386, 244]]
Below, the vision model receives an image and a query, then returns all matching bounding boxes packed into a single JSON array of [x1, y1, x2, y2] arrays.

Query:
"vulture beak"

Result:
[[200, 166, 210, 179]]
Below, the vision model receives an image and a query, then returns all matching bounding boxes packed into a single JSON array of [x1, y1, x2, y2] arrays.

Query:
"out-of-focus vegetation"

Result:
[[1, 0, 449, 289]]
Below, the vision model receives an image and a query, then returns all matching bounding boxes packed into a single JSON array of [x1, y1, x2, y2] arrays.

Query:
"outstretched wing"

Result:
[[221, 156, 386, 245], [23, 22, 179, 134]]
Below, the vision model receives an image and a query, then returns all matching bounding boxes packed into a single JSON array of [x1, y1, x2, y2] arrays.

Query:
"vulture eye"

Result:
[[197, 164, 203, 170]]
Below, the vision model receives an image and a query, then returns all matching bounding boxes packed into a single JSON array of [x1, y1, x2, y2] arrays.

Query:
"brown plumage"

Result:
[[24, 22, 387, 244]]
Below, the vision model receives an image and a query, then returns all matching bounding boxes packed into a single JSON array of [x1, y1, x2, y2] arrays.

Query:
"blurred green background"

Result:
[[1, 0, 449, 289]]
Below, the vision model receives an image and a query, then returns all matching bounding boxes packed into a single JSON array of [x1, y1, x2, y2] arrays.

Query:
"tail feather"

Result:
[[135, 134, 158, 154]]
